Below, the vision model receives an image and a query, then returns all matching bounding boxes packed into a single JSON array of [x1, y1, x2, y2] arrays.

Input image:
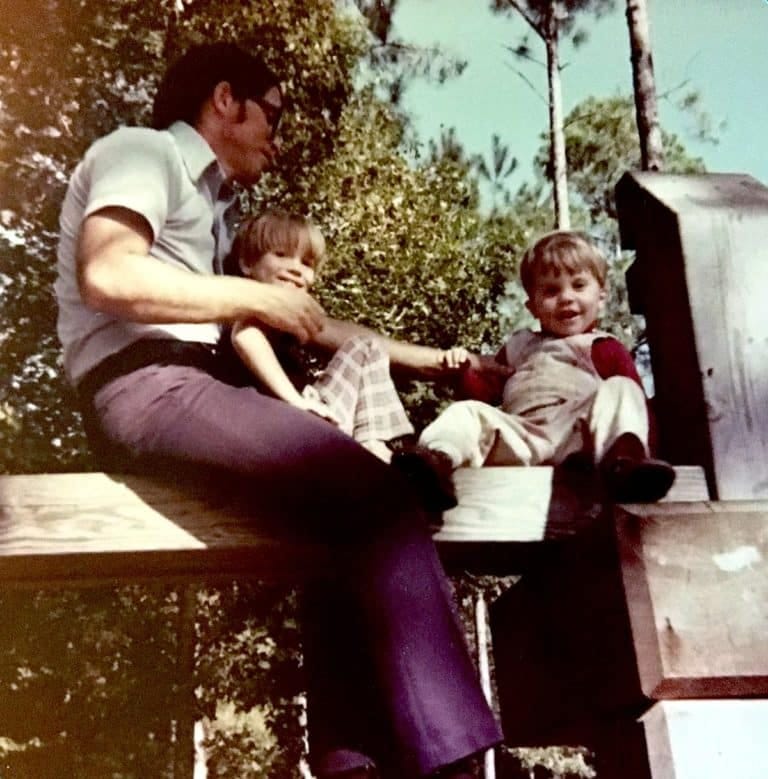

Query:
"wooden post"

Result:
[[174, 585, 197, 778], [616, 171, 768, 500]]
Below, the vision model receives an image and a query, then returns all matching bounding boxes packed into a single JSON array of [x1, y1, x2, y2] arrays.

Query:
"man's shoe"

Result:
[[391, 444, 458, 514], [603, 455, 676, 503]]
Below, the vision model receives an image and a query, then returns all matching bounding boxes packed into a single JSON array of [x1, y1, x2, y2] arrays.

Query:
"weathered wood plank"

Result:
[[0, 466, 708, 585], [617, 171, 768, 500], [0, 473, 331, 585], [641, 700, 768, 779], [616, 503, 768, 698], [438, 465, 707, 543]]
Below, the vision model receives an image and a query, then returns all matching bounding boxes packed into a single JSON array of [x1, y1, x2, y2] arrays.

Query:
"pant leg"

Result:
[[588, 376, 650, 463], [419, 399, 553, 467], [309, 335, 414, 443], [90, 364, 502, 775]]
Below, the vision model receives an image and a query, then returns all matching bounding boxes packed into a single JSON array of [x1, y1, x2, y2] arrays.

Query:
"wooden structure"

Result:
[[491, 172, 768, 778], [641, 700, 768, 779], [0, 466, 705, 585], [492, 499, 768, 777], [0, 465, 705, 777], [616, 171, 768, 501], [4, 172, 768, 777]]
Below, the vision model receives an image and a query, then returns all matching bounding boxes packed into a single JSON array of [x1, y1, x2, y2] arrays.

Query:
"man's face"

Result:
[[219, 85, 282, 185]]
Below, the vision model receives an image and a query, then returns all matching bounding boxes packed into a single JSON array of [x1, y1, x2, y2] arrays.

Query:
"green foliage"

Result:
[[553, 94, 706, 220], [0, 1, 525, 775], [0, 586, 183, 777]]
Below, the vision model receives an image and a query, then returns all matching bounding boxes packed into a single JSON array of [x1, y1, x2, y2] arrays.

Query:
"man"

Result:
[[55, 43, 502, 778]]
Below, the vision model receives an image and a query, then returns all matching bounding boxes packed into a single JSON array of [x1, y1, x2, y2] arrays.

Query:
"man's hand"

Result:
[[293, 396, 341, 426], [248, 283, 325, 344], [77, 207, 325, 341]]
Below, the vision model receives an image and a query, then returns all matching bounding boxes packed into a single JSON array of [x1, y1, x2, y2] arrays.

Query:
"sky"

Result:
[[391, 0, 767, 195]]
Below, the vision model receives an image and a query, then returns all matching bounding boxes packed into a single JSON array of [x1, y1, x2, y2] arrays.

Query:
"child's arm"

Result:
[[231, 321, 338, 423], [457, 347, 510, 404], [591, 337, 643, 386]]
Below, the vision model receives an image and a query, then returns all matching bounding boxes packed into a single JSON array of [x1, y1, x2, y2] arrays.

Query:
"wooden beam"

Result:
[[616, 171, 768, 500], [0, 467, 708, 586], [641, 700, 768, 779], [616, 502, 768, 699]]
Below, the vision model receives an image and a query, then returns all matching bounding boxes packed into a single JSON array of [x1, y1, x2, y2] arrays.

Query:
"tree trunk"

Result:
[[546, 4, 570, 229], [626, 0, 664, 170]]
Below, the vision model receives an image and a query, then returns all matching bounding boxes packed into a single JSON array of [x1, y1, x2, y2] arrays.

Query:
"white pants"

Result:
[[420, 376, 649, 468]]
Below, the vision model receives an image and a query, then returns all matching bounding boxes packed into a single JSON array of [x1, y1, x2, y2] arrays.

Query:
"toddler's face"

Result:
[[242, 250, 316, 290], [526, 268, 606, 337]]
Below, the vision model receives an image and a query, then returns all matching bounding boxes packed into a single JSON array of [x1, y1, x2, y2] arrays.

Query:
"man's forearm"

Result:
[[76, 208, 325, 342], [81, 250, 272, 324]]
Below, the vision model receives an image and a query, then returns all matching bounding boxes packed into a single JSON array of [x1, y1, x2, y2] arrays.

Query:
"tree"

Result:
[[551, 95, 704, 221], [625, 0, 663, 170], [473, 134, 519, 214], [529, 93, 705, 349], [0, 1, 524, 774], [490, 0, 615, 229]]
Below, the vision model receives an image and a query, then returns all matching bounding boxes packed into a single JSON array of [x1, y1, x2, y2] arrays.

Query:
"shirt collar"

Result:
[[167, 120, 228, 198]]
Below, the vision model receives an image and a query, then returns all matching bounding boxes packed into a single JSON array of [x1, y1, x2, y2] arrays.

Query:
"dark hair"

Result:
[[152, 42, 281, 130]]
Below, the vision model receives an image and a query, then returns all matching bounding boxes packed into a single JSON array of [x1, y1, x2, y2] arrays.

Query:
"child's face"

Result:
[[525, 267, 606, 337], [241, 249, 316, 290]]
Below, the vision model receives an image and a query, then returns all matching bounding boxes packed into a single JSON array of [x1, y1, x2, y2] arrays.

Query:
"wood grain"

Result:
[[617, 503, 768, 698], [0, 466, 707, 585], [617, 171, 768, 500]]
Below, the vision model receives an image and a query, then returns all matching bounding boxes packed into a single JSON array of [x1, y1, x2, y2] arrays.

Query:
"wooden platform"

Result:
[[642, 700, 768, 779], [617, 501, 768, 699], [0, 466, 707, 586]]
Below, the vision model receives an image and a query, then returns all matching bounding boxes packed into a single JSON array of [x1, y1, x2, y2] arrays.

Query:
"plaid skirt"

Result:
[[301, 335, 414, 443]]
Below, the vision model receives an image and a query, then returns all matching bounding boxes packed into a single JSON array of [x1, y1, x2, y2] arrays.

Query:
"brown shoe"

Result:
[[603, 455, 676, 503]]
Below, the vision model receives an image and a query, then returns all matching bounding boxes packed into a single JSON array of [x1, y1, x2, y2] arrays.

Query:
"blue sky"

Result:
[[392, 0, 767, 193]]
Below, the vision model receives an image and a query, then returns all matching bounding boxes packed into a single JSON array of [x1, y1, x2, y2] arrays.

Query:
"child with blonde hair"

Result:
[[395, 230, 675, 504], [228, 209, 416, 462]]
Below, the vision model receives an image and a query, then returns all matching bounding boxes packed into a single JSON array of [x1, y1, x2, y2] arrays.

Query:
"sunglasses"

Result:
[[252, 96, 282, 138]]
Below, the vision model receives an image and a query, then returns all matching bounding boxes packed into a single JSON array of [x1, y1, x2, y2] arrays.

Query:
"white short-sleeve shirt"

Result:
[[55, 121, 235, 385]]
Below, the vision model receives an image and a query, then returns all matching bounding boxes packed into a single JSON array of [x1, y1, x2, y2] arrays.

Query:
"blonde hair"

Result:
[[520, 230, 607, 295], [232, 209, 326, 274]]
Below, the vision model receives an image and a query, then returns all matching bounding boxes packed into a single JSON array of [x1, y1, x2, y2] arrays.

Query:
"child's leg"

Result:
[[588, 376, 649, 462], [312, 336, 414, 446], [419, 399, 548, 468], [588, 376, 675, 501]]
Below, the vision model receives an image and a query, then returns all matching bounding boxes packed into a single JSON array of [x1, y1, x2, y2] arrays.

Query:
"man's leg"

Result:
[[90, 365, 502, 776]]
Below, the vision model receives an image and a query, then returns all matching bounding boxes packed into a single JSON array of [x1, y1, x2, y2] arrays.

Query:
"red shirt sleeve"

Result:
[[592, 337, 659, 454], [591, 337, 644, 386], [456, 344, 508, 404]]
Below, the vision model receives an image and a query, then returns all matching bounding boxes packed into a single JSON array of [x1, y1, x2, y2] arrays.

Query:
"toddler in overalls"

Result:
[[396, 230, 675, 506]]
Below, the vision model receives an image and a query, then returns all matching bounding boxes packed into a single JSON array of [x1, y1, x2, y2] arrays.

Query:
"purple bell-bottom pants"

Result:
[[85, 363, 503, 777]]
